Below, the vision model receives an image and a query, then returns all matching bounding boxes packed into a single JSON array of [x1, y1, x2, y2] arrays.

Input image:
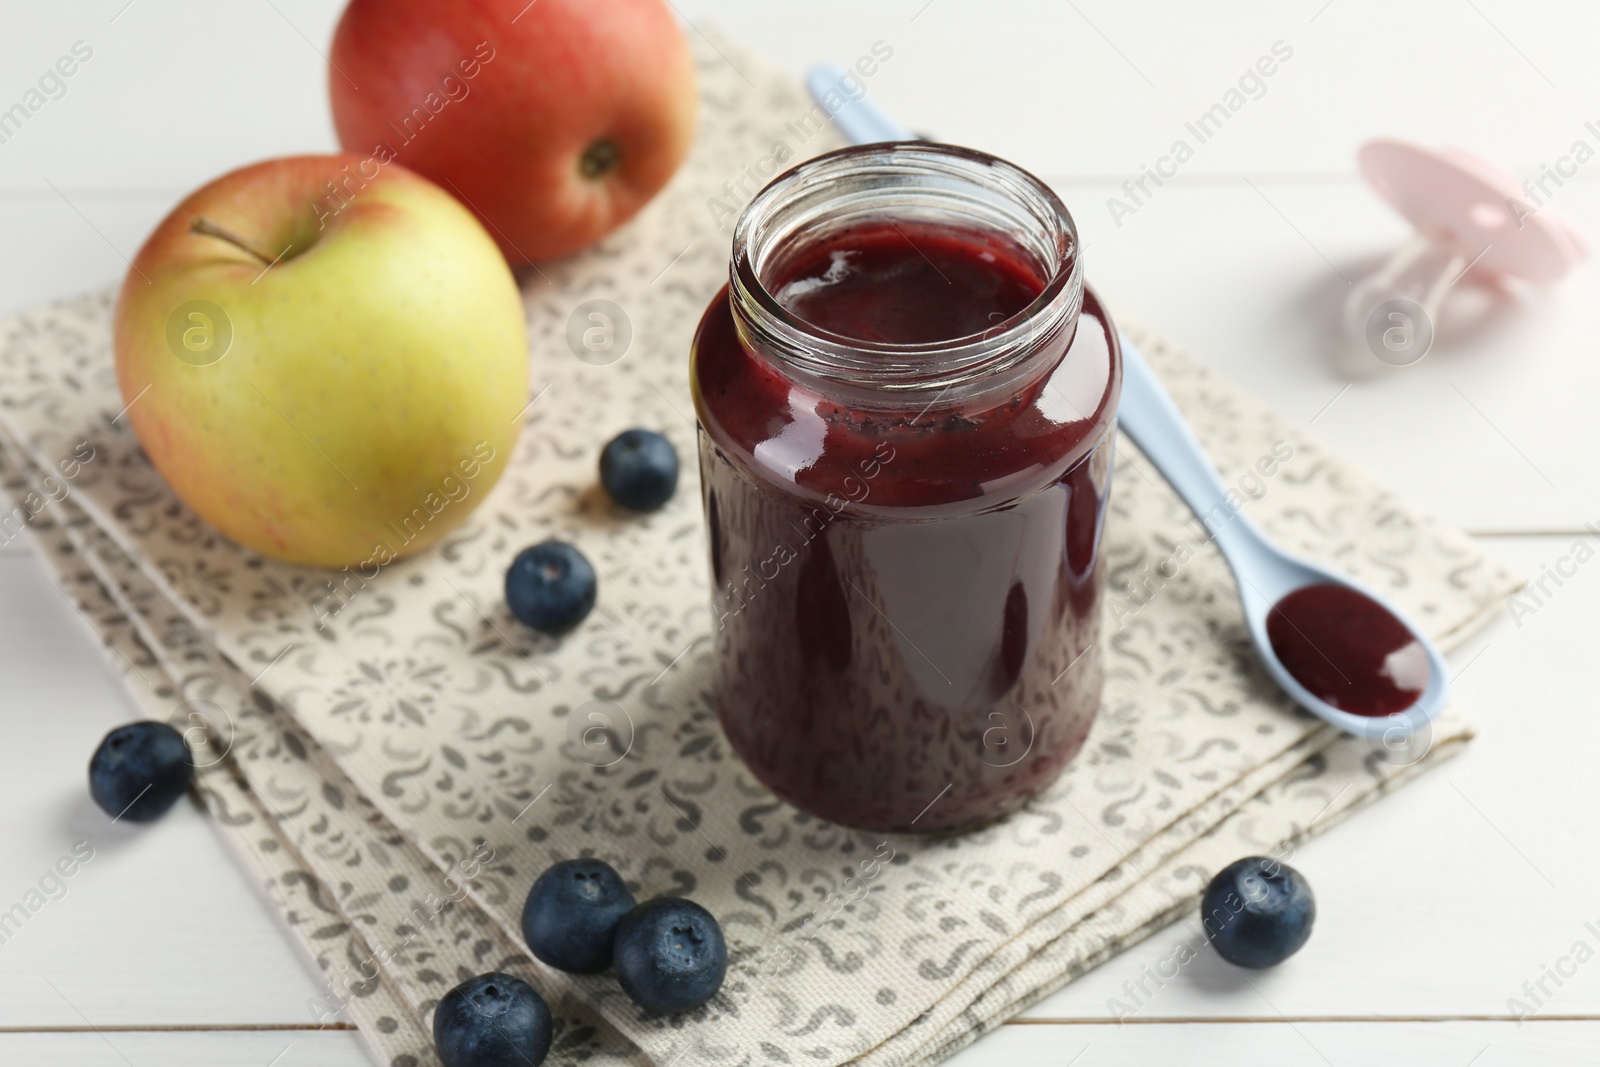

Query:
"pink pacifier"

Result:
[[1343, 139, 1587, 369]]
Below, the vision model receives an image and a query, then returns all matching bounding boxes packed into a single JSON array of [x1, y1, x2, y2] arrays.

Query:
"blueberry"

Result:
[[599, 429, 679, 511], [505, 540, 596, 634], [613, 897, 727, 1014], [432, 972, 551, 1067], [521, 858, 636, 974], [1201, 856, 1316, 969], [88, 721, 194, 823]]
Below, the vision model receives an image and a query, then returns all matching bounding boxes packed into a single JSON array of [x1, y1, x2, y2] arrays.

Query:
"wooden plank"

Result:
[[2, 1020, 1597, 1067], [679, 0, 1600, 181], [950, 1020, 1600, 1066], [0, 1029, 376, 1067], [0, 2, 340, 193], [6, 1, 1599, 184], [0, 197, 168, 323], [0, 555, 339, 1027]]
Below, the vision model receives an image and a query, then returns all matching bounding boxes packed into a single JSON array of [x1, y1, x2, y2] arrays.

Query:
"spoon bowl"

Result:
[[1229, 533, 1451, 742]]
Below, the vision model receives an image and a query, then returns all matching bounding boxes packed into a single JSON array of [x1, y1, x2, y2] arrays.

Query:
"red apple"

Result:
[[329, 0, 697, 265]]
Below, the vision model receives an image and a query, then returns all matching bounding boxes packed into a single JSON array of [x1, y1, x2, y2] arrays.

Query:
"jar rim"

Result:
[[729, 142, 1083, 398]]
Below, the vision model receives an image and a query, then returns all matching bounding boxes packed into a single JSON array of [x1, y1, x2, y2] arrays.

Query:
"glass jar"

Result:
[[690, 143, 1121, 833]]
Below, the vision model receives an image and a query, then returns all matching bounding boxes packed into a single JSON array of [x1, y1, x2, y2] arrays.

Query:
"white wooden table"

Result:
[[4, 2, 1598, 1063]]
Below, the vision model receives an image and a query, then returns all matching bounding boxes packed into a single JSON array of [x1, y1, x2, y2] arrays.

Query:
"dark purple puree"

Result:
[[691, 221, 1120, 831], [1266, 583, 1431, 717]]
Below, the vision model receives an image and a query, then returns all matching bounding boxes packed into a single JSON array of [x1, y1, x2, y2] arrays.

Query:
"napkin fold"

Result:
[[0, 35, 1518, 1067]]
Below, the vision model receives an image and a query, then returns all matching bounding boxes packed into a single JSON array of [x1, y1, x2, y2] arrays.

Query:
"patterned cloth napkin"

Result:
[[0, 36, 1517, 1067]]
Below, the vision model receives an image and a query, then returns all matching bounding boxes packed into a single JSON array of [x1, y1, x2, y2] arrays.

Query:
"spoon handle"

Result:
[[805, 64, 914, 143], [1115, 335, 1256, 555]]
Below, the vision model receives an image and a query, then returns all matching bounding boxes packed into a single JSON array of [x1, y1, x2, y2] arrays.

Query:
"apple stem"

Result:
[[579, 138, 621, 180], [189, 216, 276, 266]]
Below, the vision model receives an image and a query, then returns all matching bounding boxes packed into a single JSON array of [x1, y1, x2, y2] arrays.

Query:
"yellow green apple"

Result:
[[113, 153, 528, 568]]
